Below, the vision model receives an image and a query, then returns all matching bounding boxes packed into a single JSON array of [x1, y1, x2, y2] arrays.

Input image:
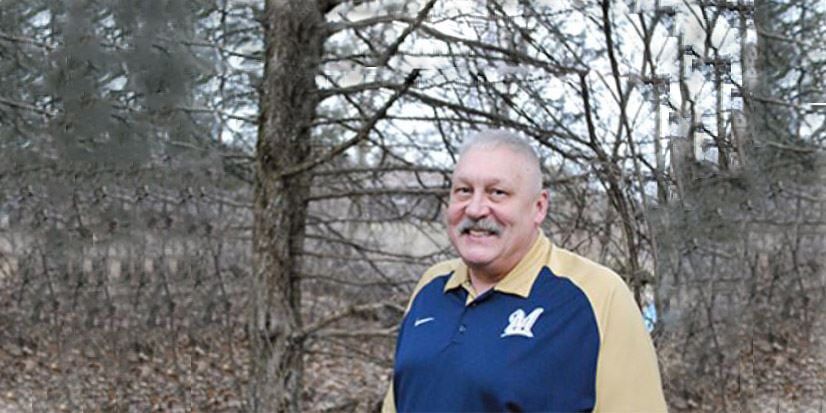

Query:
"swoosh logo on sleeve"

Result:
[[414, 317, 435, 327]]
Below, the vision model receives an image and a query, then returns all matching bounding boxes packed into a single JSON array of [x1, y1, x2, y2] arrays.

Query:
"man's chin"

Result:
[[457, 246, 497, 267], [449, 232, 500, 261]]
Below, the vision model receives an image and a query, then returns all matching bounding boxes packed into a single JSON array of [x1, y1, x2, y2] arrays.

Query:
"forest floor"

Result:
[[750, 314, 826, 412], [0, 323, 391, 413], [1, 323, 823, 412], [0, 297, 822, 412]]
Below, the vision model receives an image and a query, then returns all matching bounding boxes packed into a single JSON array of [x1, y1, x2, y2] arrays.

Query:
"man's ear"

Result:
[[534, 189, 549, 225]]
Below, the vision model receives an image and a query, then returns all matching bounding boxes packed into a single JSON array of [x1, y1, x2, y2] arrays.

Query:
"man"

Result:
[[383, 130, 667, 412]]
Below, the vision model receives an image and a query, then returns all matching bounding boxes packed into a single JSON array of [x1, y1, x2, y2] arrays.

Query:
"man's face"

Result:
[[446, 146, 548, 278]]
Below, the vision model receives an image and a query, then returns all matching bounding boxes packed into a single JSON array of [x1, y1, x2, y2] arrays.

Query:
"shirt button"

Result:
[[458, 325, 467, 333]]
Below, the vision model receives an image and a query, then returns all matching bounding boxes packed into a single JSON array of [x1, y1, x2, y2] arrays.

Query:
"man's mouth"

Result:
[[465, 228, 497, 237]]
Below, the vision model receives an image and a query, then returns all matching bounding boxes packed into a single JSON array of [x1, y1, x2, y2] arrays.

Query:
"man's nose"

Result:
[[465, 193, 489, 218]]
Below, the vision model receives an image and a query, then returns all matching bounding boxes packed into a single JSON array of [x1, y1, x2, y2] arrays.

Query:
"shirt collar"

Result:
[[443, 231, 553, 298]]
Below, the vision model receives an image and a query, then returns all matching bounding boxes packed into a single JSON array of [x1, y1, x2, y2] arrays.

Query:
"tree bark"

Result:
[[249, 1, 325, 412]]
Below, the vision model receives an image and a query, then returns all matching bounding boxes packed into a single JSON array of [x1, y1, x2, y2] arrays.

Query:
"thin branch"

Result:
[[298, 301, 404, 339], [276, 69, 421, 179], [176, 105, 258, 123], [406, 18, 585, 75], [311, 164, 450, 176], [319, 0, 378, 15], [318, 81, 399, 100], [312, 327, 399, 339], [762, 140, 818, 154], [375, 0, 439, 67], [302, 272, 416, 288], [305, 233, 445, 261], [327, 15, 403, 36], [180, 39, 262, 61], [0, 96, 56, 117], [305, 186, 447, 202], [0, 31, 53, 49]]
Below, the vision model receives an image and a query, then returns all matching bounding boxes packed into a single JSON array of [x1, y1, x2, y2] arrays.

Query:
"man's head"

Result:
[[447, 130, 548, 280]]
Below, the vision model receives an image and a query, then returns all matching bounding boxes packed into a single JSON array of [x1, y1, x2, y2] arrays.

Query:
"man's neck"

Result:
[[468, 270, 501, 295]]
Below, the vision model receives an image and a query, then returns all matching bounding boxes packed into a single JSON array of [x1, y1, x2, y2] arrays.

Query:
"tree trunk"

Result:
[[249, 1, 325, 411]]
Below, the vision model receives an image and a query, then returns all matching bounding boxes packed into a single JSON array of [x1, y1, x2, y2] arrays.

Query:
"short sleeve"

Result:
[[594, 283, 668, 412]]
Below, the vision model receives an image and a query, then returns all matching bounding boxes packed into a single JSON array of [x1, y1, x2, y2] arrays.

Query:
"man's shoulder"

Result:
[[420, 258, 462, 280], [413, 258, 461, 292], [548, 246, 626, 291], [546, 245, 642, 338], [404, 259, 461, 312], [546, 246, 633, 319]]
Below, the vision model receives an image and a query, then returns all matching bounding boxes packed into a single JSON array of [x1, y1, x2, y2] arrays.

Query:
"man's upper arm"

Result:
[[594, 283, 667, 412]]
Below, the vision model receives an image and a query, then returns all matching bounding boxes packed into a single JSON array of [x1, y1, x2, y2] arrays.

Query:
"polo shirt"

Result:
[[382, 233, 667, 412]]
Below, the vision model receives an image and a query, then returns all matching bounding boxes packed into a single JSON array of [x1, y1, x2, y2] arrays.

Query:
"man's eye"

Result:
[[453, 186, 471, 198], [492, 189, 507, 197]]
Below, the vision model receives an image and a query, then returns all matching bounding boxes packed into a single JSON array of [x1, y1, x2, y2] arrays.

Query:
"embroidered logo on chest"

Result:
[[501, 307, 544, 338]]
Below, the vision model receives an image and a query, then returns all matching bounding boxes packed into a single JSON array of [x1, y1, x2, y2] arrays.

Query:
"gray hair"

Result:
[[457, 129, 543, 193]]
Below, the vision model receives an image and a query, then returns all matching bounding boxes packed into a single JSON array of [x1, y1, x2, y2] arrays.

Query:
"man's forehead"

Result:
[[455, 146, 522, 167], [451, 172, 510, 185], [455, 145, 530, 166], [451, 150, 525, 183]]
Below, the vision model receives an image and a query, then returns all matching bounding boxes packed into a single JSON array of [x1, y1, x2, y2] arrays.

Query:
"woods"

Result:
[[0, 0, 823, 411]]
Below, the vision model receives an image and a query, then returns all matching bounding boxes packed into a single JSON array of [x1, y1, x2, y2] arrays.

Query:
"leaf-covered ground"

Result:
[[0, 324, 392, 412]]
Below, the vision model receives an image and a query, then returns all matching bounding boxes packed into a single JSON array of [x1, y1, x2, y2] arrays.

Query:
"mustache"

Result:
[[457, 217, 502, 236]]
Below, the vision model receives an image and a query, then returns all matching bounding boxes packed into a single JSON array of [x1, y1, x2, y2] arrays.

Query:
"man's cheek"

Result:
[[445, 209, 461, 227]]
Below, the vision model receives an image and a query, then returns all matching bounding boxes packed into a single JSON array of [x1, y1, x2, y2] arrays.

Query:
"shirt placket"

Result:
[[450, 287, 493, 345]]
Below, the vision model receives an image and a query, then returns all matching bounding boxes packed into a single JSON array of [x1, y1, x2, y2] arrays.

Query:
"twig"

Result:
[[298, 301, 404, 339], [275, 70, 421, 179]]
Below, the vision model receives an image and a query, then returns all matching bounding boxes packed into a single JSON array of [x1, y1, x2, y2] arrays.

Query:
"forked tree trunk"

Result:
[[249, 1, 325, 411]]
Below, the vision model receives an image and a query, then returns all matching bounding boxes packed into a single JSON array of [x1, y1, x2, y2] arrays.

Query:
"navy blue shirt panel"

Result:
[[393, 267, 600, 412]]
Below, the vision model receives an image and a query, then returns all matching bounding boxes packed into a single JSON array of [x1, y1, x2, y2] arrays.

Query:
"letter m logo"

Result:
[[501, 307, 544, 338]]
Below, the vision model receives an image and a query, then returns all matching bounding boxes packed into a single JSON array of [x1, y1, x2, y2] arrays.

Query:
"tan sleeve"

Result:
[[404, 259, 461, 312], [381, 260, 459, 413], [381, 380, 396, 413], [594, 283, 668, 412]]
